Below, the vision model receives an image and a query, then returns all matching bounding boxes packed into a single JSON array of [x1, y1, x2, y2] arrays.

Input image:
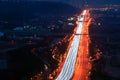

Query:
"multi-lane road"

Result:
[[72, 10, 91, 80], [56, 10, 88, 80]]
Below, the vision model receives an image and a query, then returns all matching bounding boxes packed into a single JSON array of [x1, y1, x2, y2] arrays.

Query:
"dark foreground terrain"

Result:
[[89, 8, 120, 80], [0, 1, 79, 80]]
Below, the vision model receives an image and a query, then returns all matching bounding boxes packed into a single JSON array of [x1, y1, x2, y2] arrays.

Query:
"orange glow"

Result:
[[72, 9, 92, 80]]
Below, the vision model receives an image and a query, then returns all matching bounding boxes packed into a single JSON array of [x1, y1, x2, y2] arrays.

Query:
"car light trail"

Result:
[[72, 9, 91, 80], [56, 10, 87, 80]]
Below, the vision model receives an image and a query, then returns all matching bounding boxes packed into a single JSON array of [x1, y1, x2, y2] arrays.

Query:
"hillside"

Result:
[[0, 1, 79, 19]]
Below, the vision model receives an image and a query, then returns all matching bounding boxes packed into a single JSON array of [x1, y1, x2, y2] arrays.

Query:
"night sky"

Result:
[[1, 0, 120, 7]]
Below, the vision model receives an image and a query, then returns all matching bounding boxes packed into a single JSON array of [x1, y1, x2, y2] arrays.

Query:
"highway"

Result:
[[56, 10, 87, 80], [72, 10, 92, 80]]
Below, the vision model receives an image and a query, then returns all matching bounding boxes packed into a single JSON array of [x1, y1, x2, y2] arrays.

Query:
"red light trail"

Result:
[[72, 9, 92, 80]]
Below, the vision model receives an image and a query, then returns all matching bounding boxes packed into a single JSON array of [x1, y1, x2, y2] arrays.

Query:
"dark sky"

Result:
[[33, 0, 120, 7], [1, 0, 120, 7]]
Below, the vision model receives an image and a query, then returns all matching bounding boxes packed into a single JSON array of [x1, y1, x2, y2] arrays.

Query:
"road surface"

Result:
[[56, 10, 87, 80], [72, 9, 91, 80]]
